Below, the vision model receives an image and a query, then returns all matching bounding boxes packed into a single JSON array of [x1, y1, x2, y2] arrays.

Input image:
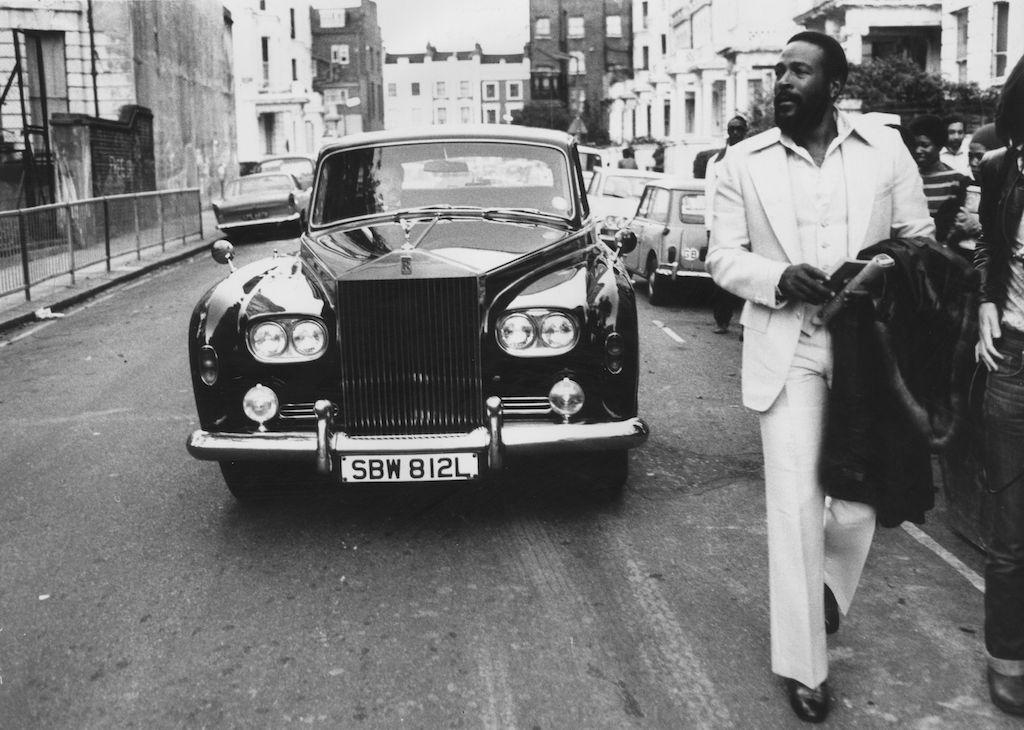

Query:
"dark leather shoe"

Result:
[[989, 668, 1024, 716], [785, 679, 831, 723], [824, 584, 840, 635]]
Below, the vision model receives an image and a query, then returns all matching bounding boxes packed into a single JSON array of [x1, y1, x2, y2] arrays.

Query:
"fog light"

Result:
[[198, 345, 219, 386], [242, 384, 279, 431], [549, 377, 584, 422]]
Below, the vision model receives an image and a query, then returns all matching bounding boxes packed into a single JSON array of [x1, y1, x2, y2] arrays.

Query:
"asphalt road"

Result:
[[0, 238, 1016, 729]]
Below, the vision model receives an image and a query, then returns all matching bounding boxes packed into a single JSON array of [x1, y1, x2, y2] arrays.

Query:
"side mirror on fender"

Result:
[[614, 228, 638, 255], [211, 239, 236, 271]]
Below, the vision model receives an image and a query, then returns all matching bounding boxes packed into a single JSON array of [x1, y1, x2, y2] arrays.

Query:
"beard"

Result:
[[774, 90, 831, 136]]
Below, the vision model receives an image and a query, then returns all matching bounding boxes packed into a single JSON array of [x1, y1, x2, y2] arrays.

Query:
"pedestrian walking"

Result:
[[941, 113, 972, 175], [909, 114, 972, 246], [704, 115, 748, 334], [973, 51, 1024, 719], [706, 31, 934, 723]]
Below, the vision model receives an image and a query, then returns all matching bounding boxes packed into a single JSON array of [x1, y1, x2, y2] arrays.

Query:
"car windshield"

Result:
[[260, 157, 313, 178], [311, 140, 574, 226], [227, 175, 294, 197], [601, 175, 659, 199]]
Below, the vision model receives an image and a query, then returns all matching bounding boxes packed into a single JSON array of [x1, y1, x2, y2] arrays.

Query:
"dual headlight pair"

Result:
[[497, 310, 578, 356], [248, 318, 328, 362]]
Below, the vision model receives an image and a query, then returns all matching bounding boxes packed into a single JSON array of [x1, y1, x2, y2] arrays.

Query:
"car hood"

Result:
[[305, 217, 585, 280]]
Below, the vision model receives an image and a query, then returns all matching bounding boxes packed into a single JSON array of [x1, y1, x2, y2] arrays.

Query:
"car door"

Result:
[[637, 186, 671, 274], [623, 185, 656, 275]]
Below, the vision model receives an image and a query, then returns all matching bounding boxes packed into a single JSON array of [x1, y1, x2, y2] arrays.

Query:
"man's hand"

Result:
[[976, 302, 1005, 371], [778, 264, 832, 304]]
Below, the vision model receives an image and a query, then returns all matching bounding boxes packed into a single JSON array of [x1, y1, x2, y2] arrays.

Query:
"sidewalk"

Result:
[[0, 208, 220, 336]]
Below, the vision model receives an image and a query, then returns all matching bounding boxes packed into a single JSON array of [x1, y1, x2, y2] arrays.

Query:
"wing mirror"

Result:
[[614, 228, 638, 255], [211, 239, 236, 272]]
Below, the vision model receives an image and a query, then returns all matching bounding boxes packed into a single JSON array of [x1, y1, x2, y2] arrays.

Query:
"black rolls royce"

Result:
[[186, 126, 648, 500]]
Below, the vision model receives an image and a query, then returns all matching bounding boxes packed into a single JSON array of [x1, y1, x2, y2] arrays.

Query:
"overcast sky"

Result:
[[375, 0, 530, 54]]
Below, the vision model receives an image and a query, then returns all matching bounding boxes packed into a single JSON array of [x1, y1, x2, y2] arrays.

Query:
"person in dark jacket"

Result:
[[974, 51, 1024, 718]]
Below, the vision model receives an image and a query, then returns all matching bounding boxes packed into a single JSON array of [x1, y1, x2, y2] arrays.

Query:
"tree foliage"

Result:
[[511, 101, 571, 132]]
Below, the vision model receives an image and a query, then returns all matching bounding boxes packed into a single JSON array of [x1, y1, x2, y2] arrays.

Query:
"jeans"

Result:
[[984, 326, 1024, 671]]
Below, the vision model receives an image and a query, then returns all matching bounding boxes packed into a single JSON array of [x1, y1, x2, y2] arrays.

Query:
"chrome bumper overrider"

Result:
[[186, 397, 649, 475]]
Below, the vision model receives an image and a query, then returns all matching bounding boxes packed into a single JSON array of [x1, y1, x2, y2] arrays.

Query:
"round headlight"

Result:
[[549, 377, 584, 420], [498, 313, 536, 351], [251, 322, 287, 358], [242, 383, 279, 429], [291, 320, 327, 356], [540, 313, 577, 350]]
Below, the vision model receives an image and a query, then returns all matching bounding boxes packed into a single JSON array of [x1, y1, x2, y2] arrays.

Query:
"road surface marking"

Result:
[[651, 319, 686, 345], [901, 523, 985, 593]]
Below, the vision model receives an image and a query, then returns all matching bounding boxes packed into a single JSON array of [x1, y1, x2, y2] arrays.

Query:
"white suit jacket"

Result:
[[706, 115, 934, 412]]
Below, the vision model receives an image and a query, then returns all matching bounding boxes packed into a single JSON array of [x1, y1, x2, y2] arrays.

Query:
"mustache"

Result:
[[774, 92, 801, 105]]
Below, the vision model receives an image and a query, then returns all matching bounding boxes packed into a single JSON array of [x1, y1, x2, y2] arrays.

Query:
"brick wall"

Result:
[[51, 105, 156, 199]]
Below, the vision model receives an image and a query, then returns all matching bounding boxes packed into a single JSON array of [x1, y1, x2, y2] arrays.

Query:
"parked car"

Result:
[[586, 166, 666, 244], [256, 154, 315, 189], [578, 144, 620, 186], [211, 172, 311, 238], [622, 177, 710, 305], [187, 126, 648, 500]]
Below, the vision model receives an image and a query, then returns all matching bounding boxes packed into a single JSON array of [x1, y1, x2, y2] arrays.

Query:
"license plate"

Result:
[[339, 453, 480, 483]]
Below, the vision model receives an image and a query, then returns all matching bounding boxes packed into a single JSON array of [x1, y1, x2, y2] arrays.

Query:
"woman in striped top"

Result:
[[909, 114, 972, 247]]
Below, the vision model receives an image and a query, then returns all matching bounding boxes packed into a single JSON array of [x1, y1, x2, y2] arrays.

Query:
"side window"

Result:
[[635, 187, 654, 218], [649, 188, 670, 222], [678, 193, 706, 221]]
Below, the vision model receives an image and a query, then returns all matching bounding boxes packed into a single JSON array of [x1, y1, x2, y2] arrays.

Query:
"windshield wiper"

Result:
[[482, 207, 567, 224]]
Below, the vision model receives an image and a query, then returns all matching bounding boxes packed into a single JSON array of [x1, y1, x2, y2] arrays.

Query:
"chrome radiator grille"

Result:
[[336, 277, 484, 436]]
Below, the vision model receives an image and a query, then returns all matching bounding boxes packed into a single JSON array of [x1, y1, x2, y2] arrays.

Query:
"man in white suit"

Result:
[[707, 31, 933, 722]]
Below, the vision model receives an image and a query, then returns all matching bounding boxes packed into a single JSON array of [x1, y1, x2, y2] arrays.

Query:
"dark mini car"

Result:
[[211, 172, 311, 236], [187, 126, 648, 500], [622, 177, 710, 305]]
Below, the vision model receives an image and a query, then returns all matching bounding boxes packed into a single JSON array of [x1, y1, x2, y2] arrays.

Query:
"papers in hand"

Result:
[[812, 254, 895, 326]]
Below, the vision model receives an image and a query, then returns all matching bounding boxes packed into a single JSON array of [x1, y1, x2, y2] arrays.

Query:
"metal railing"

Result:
[[0, 188, 203, 301]]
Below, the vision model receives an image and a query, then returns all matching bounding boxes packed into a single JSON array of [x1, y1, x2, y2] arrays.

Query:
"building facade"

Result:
[[795, 0, 942, 72], [610, 0, 673, 143], [311, 0, 384, 142], [228, 0, 323, 165], [0, 0, 234, 206], [528, 0, 634, 144], [941, 0, 1023, 88], [383, 44, 529, 129]]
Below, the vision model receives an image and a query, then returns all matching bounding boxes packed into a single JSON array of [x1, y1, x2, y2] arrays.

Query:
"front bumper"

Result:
[[657, 260, 711, 281], [216, 212, 299, 230], [187, 397, 649, 475]]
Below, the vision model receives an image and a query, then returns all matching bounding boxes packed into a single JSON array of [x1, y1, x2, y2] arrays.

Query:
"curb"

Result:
[[0, 239, 212, 336]]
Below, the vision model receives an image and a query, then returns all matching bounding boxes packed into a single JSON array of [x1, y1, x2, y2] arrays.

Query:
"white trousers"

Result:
[[759, 326, 877, 688]]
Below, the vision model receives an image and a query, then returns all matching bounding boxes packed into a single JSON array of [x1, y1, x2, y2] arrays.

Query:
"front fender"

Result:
[[188, 256, 335, 431]]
